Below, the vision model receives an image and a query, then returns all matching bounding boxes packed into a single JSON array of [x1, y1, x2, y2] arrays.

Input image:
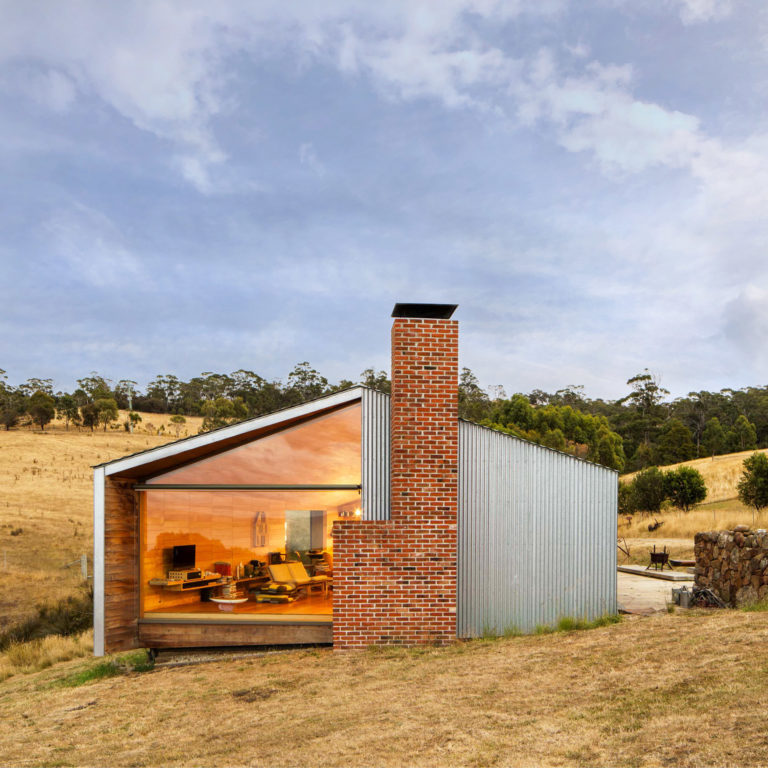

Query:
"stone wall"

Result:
[[694, 526, 768, 606]]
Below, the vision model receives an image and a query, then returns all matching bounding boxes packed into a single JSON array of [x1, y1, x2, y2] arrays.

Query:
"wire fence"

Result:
[[1, 549, 91, 580]]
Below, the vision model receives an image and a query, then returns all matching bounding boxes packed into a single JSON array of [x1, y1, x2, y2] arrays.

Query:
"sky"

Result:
[[1, 0, 767, 401]]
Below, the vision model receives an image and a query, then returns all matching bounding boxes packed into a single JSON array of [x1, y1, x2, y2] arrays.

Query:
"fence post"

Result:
[[81, 553, 88, 580]]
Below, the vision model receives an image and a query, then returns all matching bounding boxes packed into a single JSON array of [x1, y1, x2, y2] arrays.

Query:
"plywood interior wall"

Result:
[[142, 489, 357, 612]]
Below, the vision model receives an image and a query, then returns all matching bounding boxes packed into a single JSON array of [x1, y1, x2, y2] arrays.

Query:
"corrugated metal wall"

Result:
[[361, 388, 390, 521], [457, 421, 617, 637]]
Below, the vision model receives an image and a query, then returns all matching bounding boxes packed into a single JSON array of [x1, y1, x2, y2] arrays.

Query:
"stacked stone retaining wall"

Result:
[[694, 526, 768, 606]]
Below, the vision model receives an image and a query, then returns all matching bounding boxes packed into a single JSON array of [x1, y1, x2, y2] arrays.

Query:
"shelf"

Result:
[[148, 576, 223, 591], [148, 574, 270, 592]]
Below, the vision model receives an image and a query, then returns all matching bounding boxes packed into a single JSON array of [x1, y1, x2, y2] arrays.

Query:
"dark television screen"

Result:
[[172, 545, 195, 570]]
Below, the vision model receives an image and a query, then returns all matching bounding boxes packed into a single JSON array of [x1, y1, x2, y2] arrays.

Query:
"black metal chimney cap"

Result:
[[391, 303, 458, 319]]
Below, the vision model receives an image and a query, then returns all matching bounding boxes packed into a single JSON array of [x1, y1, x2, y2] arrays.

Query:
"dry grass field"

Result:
[[0, 412, 201, 626], [618, 449, 768, 554], [1, 610, 768, 767], [622, 447, 768, 504]]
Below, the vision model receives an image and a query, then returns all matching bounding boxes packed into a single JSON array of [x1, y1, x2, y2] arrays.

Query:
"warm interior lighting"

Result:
[[140, 402, 363, 621]]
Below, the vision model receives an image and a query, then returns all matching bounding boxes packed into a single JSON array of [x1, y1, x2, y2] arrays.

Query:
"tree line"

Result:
[[2, 363, 767, 474]]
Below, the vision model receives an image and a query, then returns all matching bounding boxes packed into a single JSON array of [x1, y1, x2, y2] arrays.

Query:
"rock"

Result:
[[734, 524, 751, 533], [734, 532, 746, 547]]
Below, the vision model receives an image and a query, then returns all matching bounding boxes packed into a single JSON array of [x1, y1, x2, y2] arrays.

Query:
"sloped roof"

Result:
[[96, 383, 616, 479], [95, 386, 365, 478]]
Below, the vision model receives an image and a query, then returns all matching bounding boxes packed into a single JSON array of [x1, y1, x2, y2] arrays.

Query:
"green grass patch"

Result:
[[59, 660, 122, 687], [556, 615, 621, 632], [537, 614, 622, 634], [477, 614, 621, 639], [741, 599, 768, 612], [56, 649, 154, 688]]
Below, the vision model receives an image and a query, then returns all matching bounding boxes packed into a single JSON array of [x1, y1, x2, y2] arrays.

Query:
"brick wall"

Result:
[[333, 316, 458, 648]]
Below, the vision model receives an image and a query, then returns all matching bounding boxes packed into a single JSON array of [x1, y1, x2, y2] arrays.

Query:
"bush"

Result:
[[0, 584, 93, 651], [663, 466, 707, 512], [618, 482, 638, 516], [737, 452, 768, 514], [632, 466, 666, 513]]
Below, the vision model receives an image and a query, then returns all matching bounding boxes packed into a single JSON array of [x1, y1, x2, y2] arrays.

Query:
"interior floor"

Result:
[[143, 590, 333, 622]]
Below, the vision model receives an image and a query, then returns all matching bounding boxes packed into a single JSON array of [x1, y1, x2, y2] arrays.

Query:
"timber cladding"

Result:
[[104, 476, 140, 652], [139, 621, 332, 648]]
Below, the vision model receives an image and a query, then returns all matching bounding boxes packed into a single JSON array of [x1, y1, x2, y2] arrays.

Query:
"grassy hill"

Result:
[[622, 447, 768, 503], [2, 610, 768, 766], [0, 411, 202, 626], [619, 448, 768, 540]]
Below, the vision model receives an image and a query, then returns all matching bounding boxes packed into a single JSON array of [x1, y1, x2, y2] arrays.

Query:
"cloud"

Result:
[[512, 51, 703, 173], [42, 204, 146, 288], [0, 64, 77, 112], [0, 1, 236, 191], [29, 69, 77, 112], [299, 142, 325, 176], [722, 287, 768, 359], [676, 0, 733, 24], [0, 1, 558, 190]]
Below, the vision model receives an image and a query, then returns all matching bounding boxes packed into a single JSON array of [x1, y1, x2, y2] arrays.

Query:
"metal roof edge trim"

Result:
[[458, 418, 620, 474], [96, 385, 367, 475]]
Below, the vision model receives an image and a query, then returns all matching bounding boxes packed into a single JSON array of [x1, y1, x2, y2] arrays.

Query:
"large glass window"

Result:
[[140, 403, 361, 622], [146, 405, 361, 486]]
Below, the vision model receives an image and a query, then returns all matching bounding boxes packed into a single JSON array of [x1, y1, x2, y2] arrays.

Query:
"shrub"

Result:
[[663, 466, 707, 512], [618, 482, 638, 516], [0, 584, 93, 651], [632, 466, 666, 513], [737, 452, 768, 514]]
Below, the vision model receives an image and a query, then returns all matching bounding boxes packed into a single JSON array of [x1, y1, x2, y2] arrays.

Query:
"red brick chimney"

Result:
[[332, 303, 459, 648], [390, 304, 459, 521]]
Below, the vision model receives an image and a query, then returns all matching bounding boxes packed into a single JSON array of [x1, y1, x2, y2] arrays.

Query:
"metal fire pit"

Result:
[[647, 544, 672, 571]]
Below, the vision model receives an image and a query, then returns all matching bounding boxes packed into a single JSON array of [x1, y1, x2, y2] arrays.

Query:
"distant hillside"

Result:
[[621, 448, 768, 504], [0, 412, 195, 626]]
